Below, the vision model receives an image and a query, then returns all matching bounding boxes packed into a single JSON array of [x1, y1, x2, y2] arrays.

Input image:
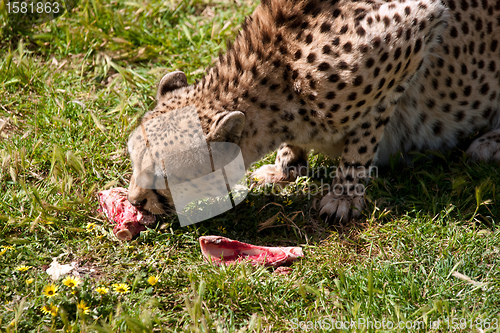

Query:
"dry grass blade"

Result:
[[451, 271, 487, 287]]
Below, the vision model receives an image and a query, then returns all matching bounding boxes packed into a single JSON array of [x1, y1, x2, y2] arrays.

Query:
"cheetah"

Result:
[[127, 0, 500, 223]]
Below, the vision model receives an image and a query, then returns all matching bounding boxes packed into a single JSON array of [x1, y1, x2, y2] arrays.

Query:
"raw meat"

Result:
[[199, 236, 304, 267], [98, 187, 156, 241]]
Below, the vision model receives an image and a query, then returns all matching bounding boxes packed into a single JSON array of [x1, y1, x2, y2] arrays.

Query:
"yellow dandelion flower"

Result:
[[284, 199, 292, 206], [15, 265, 31, 272], [86, 223, 96, 231], [147, 276, 159, 286], [1, 246, 14, 255], [25, 278, 34, 285], [76, 300, 90, 315], [62, 276, 81, 289], [112, 283, 130, 294], [94, 287, 109, 295], [43, 284, 58, 298], [41, 304, 58, 316]]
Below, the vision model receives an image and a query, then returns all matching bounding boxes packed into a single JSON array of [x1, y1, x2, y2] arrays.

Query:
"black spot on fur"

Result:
[[343, 42, 352, 52], [320, 22, 331, 33], [305, 33, 313, 44], [353, 76, 363, 86], [377, 78, 386, 90], [294, 50, 302, 60], [463, 86, 472, 96], [491, 40, 498, 52], [480, 83, 489, 95], [414, 39, 422, 53], [338, 61, 349, 69], [450, 26, 458, 38], [281, 112, 294, 121], [432, 121, 443, 135], [318, 62, 330, 71], [359, 44, 369, 53], [482, 107, 492, 119], [328, 74, 340, 82]]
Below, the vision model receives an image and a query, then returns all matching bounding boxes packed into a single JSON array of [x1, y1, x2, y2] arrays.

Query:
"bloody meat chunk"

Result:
[[98, 187, 155, 241], [199, 236, 304, 267]]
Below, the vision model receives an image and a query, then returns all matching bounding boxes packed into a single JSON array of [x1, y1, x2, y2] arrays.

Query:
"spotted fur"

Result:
[[128, 0, 500, 222]]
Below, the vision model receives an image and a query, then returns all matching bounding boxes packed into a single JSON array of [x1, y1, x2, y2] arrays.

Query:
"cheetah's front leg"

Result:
[[319, 104, 394, 223]]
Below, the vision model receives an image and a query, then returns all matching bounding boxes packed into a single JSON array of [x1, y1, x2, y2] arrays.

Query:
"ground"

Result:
[[0, 0, 499, 332]]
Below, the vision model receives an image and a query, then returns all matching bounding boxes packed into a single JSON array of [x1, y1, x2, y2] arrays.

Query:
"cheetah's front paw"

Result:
[[466, 129, 500, 162], [251, 164, 288, 186], [319, 190, 365, 223], [251, 144, 308, 186]]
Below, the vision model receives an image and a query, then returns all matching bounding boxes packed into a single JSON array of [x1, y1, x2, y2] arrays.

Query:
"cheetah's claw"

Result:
[[319, 191, 365, 224]]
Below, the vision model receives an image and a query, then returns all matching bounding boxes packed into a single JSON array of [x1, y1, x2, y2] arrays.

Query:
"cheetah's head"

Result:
[[127, 71, 246, 215]]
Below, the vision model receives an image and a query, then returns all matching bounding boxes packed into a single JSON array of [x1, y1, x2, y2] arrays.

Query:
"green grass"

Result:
[[0, 0, 499, 331]]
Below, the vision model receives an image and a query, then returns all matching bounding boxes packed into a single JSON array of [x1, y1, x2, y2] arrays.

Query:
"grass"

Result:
[[0, 0, 499, 331]]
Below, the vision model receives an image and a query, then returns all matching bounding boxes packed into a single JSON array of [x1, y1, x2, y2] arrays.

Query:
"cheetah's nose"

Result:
[[129, 198, 147, 207]]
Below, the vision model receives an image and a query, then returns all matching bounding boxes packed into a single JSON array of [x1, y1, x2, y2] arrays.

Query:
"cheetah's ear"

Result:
[[209, 111, 246, 143], [157, 71, 188, 100]]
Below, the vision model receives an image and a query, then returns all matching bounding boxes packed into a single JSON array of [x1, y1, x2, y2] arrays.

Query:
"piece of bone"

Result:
[[46, 259, 77, 280], [199, 236, 303, 267], [98, 187, 155, 241]]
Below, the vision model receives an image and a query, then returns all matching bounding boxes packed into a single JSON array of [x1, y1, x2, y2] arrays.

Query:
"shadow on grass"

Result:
[[142, 144, 498, 255], [368, 148, 498, 228]]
